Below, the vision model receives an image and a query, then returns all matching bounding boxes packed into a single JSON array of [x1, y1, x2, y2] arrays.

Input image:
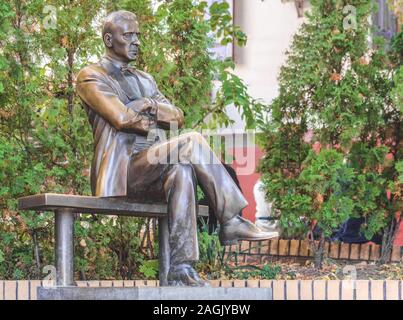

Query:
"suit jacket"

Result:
[[76, 56, 184, 197]]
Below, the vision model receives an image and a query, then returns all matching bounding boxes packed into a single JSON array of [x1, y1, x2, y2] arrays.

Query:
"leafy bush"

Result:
[[228, 264, 281, 280], [259, 0, 401, 268], [195, 219, 224, 275]]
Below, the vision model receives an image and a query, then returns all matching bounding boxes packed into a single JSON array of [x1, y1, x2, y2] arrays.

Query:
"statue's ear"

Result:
[[104, 33, 113, 48]]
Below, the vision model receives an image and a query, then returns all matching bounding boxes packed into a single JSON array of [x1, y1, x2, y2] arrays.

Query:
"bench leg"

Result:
[[55, 208, 75, 286], [158, 217, 170, 286]]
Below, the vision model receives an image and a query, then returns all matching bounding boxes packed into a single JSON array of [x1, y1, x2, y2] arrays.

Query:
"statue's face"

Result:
[[105, 18, 140, 63]]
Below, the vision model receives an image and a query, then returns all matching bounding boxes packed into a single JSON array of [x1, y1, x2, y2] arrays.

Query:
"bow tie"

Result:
[[120, 65, 133, 75]]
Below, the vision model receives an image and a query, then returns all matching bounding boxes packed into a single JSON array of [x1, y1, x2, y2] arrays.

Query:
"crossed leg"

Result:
[[127, 132, 248, 262], [126, 132, 273, 286]]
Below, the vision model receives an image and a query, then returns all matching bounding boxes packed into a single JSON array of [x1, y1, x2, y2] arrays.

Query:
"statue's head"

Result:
[[102, 10, 140, 63]]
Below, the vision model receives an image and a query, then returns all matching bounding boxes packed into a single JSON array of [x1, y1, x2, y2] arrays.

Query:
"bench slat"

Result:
[[18, 193, 209, 217]]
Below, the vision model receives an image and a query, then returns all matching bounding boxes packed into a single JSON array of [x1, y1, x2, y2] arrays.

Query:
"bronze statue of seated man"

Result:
[[76, 10, 277, 286]]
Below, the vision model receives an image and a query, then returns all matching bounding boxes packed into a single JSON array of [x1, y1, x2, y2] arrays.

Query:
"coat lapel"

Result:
[[100, 57, 143, 101]]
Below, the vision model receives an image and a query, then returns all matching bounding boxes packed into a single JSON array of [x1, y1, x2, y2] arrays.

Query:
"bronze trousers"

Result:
[[127, 132, 248, 265]]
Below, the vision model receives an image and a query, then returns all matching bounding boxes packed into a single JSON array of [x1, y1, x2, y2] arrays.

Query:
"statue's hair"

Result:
[[102, 10, 138, 38]]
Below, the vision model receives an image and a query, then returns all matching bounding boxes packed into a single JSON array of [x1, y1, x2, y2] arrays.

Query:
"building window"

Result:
[[372, 0, 398, 41]]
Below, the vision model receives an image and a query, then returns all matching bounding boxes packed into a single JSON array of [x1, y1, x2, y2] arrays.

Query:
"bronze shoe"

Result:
[[167, 263, 210, 287], [219, 216, 279, 246]]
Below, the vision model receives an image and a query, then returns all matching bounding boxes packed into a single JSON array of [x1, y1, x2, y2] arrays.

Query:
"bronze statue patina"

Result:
[[76, 10, 276, 286]]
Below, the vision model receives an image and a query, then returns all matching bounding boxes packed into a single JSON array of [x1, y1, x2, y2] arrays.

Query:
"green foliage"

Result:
[[195, 218, 223, 274], [390, 32, 403, 113], [258, 0, 401, 267], [139, 259, 159, 279], [270, 148, 357, 239], [74, 215, 152, 280], [227, 264, 281, 280], [0, 0, 259, 279]]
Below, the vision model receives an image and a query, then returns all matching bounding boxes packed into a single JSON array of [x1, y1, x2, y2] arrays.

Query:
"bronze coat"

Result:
[[76, 56, 184, 197]]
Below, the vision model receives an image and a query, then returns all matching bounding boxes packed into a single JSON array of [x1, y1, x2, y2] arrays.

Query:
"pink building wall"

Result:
[[231, 146, 265, 222]]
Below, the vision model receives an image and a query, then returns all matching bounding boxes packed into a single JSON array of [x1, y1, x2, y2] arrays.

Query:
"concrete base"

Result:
[[38, 286, 272, 300]]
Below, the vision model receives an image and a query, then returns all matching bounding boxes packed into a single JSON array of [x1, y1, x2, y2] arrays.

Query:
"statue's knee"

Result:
[[171, 163, 195, 183], [182, 131, 204, 143], [177, 132, 208, 164], [163, 164, 196, 200], [191, 131, 205, 142]]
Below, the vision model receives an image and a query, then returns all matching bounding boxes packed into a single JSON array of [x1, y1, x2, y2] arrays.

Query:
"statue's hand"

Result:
[[121, 113, 152, 135], [127, 98, 156, 114]]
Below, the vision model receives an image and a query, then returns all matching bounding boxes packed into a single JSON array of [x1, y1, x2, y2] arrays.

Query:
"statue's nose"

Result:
[[132, 36, 140, 46]]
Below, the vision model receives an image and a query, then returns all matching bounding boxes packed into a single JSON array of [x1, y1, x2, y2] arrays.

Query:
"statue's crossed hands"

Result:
[[121, 108, 155, 135], [127, 97, 157, 116]]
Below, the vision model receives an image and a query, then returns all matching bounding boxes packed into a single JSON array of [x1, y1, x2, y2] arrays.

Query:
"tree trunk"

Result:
[[66, 48, 75, 115], [79, 270, 86, 281], [32, 231, 41, 277], [379, 217, 400, 264], [309, 231, 325, 269]]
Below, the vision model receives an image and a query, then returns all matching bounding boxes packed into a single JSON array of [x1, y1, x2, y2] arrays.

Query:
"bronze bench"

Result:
[[18, 193, 208, 286]]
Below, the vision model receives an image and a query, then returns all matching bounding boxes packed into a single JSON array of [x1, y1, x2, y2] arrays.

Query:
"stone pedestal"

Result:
[[38, 286, 272, 300]]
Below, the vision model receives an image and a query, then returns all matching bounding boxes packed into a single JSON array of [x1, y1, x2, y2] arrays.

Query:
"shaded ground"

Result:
[[200, 257, 403, 280], [273, 258, 403, 280]]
